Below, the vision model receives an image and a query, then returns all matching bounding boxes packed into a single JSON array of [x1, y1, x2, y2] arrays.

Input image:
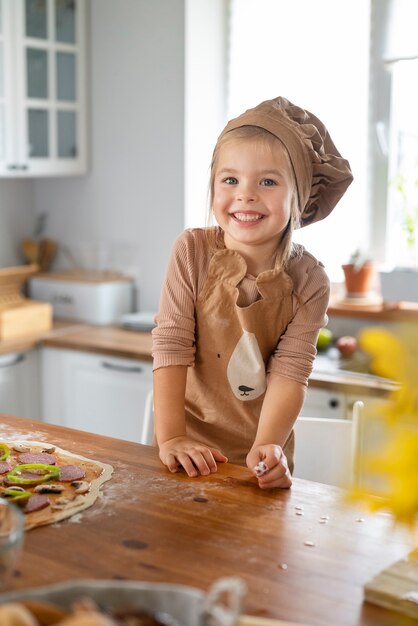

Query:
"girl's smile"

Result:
[[230, 211, 265, 223], [212, 136, 295, 265]]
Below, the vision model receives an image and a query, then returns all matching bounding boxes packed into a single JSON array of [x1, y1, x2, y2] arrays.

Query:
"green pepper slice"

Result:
[[0, 442, 11, 462], [6, 463, 60, 485], [0, 486, 31, 504]]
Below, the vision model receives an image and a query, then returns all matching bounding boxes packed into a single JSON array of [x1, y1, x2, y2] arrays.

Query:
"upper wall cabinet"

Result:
[[0, 0, 87, 177]]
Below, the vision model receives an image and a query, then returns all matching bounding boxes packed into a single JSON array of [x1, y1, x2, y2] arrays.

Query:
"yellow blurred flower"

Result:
[[358, 327, 404, 381], [350, 327, 418, 528]]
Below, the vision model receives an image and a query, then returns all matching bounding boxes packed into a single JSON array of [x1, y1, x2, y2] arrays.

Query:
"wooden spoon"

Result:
[[22, 239, 40, 265], [39, 239, 57, 271]]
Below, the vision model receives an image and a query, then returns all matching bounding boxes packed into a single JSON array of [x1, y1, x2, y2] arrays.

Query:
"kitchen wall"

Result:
[[0, 180, 33, 266], [31, 0, 186, 312]]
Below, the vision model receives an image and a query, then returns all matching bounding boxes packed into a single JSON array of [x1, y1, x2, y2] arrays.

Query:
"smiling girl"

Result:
[[152, 97, 353, 489]]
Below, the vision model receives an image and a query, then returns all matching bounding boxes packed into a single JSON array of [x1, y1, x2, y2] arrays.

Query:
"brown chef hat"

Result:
[[218, 97, 353, 227]]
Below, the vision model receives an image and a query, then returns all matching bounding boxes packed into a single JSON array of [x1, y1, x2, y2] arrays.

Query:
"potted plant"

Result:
[[392, 167, 418, 263], [342, 249, 375, 297]]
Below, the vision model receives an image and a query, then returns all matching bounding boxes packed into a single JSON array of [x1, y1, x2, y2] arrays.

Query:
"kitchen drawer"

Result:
[[300, 387, 346, 419]]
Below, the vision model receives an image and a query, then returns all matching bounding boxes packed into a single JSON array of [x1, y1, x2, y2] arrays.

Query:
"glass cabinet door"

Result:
[[55, 0, 78, 162], [24, 0, 50, 159], [0, 3, 5, 162], [0, 0, 86, 176], [0, 0, 17, 172], [20, 0, 86, 174]]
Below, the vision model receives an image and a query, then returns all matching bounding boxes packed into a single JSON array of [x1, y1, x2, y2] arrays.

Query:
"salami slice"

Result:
[[24, 494, 50, 514], [18, 452, 57, 465], [59, 465, 86, 482], [0, 461, 11, 474]]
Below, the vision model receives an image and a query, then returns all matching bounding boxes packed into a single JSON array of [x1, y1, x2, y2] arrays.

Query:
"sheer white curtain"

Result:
[[228, 0, 370, 281], [383, 0, 418, 268]]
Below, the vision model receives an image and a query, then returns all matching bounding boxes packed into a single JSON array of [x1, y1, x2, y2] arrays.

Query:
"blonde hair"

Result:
[[208, 126, 300, 268]]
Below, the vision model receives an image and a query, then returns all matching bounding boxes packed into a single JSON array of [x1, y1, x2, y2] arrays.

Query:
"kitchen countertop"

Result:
[[0, 319, 397, 396], [0, 414, 415, 626], [328, 295, 418, 321], [42, 322, 153, 362]]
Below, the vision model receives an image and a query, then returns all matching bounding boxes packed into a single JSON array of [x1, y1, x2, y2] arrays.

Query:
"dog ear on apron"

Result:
[[227, 330, 267, 401]]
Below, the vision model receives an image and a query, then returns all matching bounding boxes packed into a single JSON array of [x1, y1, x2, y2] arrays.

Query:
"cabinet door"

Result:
[[0, 0, 87, 177], [41, 348, 153, 443], [0, 349, 41, 420], [0, 0, 17, 172]]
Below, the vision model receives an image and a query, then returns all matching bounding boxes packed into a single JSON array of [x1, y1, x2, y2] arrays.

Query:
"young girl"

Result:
[[152, 97, 353, 489]]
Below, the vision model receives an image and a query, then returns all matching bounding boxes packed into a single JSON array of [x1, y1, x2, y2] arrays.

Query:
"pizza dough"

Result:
[[0, 441, 113, 530]]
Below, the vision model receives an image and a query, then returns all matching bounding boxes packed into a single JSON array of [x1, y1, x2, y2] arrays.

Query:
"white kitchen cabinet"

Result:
[[300, 387, 347, 419], [41, 347, 153, 443], [0, 348, 41, 419], [293, 416, 357, 487], [301, 386, 392, 422], [0, 0, 87, 177]]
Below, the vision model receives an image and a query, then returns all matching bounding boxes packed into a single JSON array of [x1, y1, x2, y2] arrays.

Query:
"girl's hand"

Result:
[[246, 444, 292, 489], [159, 436, 228, 477]]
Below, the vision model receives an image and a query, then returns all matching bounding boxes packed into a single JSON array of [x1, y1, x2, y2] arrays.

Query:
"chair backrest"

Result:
[[140, 389, 154, 445], [293, 400, 364, 488]]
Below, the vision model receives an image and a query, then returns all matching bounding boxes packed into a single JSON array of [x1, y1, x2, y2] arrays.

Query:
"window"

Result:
[[227, 0, 370, 282], [385, 59, 418, 268], [380, 0, 418, 269], [185, 0, 418, 280]]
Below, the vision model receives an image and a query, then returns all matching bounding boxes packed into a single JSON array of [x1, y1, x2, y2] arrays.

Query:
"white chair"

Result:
[[140, 389, 155, 445], [293, 400, 364, 487]]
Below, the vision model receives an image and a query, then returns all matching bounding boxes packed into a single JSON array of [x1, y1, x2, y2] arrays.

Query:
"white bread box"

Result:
[[29, 270, 133, 324]]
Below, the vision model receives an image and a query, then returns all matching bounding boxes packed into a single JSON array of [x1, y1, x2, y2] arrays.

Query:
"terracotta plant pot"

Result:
[[342, 263, 375, 296]]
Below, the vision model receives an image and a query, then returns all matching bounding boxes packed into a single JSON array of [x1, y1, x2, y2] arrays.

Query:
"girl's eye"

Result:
[[224, 177, 238, 185], [261, 178, 276, 186]]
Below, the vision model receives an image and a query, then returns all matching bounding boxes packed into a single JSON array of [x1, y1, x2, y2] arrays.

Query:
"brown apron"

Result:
[[185, 248, 296, 469]]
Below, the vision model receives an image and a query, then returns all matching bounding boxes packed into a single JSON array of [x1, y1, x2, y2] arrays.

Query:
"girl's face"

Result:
[[212, 137, 295, 256]]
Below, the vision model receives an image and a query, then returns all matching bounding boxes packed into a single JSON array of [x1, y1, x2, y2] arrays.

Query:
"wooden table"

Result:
[[0, 415, 415, 626]]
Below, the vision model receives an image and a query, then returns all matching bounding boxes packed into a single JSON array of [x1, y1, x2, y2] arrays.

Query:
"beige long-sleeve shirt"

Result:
[[152, 227, 329, 386]]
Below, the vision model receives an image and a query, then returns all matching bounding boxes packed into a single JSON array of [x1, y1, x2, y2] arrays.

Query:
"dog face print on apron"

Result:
[[185, 248, 295, 468]]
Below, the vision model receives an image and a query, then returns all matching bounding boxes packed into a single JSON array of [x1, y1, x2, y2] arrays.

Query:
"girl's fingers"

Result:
[[162, 443, 227, 477], [176, 453, 199, 477], [257, 462, 292, 489], [210, 448, 228, 463], [258, 471, 292, 489], [200, 449, 220, 472], [263, 446, 283, 469], [191, 449, 215, 475], [182, 446, 221, 475], [165, 454, 179, 473], [178, 450, 214, 477]]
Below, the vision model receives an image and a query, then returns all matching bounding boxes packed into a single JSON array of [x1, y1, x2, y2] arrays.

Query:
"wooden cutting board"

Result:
[[0, 264, 52, 339], [364, 549, 418, 620], [0, 300, 52, 340], [239, 618, 312, 626]]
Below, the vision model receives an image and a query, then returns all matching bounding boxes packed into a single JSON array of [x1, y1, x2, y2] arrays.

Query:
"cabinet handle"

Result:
[[328, 398, 340, 409], [101, 361, 143, 374], [0, 353, 26, 368], [6, 164, 28, 171]]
